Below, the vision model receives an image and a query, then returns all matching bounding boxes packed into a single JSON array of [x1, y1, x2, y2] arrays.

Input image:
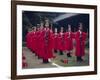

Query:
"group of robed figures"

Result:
[[25, 19, 88, 64]]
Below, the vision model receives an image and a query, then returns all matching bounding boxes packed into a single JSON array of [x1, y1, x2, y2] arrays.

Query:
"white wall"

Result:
[[0, 0, 100, 80]]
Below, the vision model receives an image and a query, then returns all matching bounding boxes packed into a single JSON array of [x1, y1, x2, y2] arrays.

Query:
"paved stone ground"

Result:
[[22, 47, 57, 69], [22, 47, 89, 69]]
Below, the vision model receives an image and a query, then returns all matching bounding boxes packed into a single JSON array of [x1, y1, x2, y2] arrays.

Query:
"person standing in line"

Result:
[[53, 28, 59, 53], [31, 26, 37, 54], [26, 28, 33, 51], [58, 27, 66, 55], [64, 24, 75, 57], [75, 23, 87, 62], [35, 24, 40, 57], [42, 18, 53, 63], [38, 21, 45, 59]]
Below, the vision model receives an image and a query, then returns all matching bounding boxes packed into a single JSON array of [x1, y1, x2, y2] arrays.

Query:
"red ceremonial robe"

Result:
[[42, 28, 53, 59], [75, 31, 87, 57], [35, 30, 41, 57], [38, 29, 45, 58], [31, 31, 37, 53], [58, 32, 66, 51], [52, 33, 59, 50], [26, 31, 33, 49], [64, 32, 74, 51], [49, 29, 54, 50]]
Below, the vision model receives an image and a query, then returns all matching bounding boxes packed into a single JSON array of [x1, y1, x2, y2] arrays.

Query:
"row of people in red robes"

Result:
[[26, 22, 87, 63], [26, 21, 54, 63]]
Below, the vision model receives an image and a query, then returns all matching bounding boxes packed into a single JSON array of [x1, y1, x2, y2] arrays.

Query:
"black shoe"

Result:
[[77, 57, 83, 62], [45, 60, 49, 63], [67, 53, 72, 57], [77, 57, 80, 62], [43, 59, 49, 63], [79, 57, 83, 62], [59, 51, 63, 55]]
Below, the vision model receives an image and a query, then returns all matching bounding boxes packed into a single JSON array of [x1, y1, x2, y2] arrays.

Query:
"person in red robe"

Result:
[[42, 19, 53, 63], [53, 28, 59, 53], [49, 25, 54, 51], [35, 25, 40, 57], [49, 25, 57, 58], [58, 27, 66, 55], [26, 28, 33, 51], [64, 24, 74, 57], [31, 27, 37, 53], [75, 23, 87, 62], [37, 22, 45, 59]]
